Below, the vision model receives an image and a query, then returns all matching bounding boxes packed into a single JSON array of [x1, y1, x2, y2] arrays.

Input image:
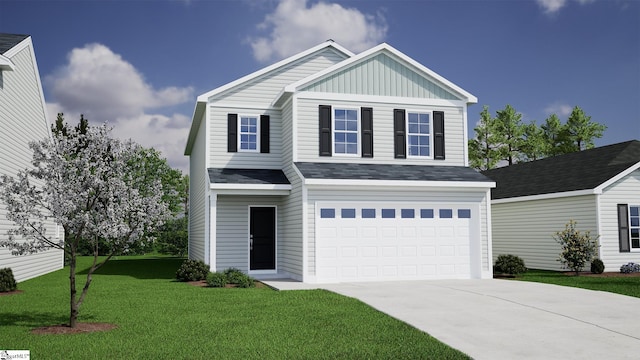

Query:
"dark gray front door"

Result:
[[250, 206, 276, 270]]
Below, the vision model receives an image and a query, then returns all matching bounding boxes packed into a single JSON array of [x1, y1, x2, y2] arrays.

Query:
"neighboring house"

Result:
[[483, 140, 640, 272], [185, 41, 495, 283], [0, 33, 64, 282]]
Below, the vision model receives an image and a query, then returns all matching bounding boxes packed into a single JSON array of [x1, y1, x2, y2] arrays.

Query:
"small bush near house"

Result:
[[590, 259, 605, 274], [206, 272, 228, 288], [494, 254, 527, 275], [0, 268, 17, 292], [224, 268, 255, 288], [554, 220, 599, 276], [175, 259, 210, 282], [620, 262, 640, 274]]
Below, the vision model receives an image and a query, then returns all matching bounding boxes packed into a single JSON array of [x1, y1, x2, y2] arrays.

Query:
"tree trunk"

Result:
[[69, 253, 78, 328]]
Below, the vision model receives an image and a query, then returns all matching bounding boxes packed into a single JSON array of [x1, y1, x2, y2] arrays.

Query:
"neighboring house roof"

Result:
[[482, 140, 640, 200], [295, 162, 492, 183], [0, 33, 28, 54], [208, 168, 290, 185]]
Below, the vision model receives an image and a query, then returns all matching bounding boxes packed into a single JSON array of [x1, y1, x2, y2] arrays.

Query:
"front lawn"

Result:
[[0, 256, 468, 359], [517, 269, 640, 298]]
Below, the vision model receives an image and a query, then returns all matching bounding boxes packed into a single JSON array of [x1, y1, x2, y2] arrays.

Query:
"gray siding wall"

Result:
[[296, 97, 466, 166], [0, 42, 63, 282], [491, 195, 598, 271], [188, 114, 207, 261], [306, 188, 489, 276], [599, 169, 640, 271], [302, 52, 458, 100], [212, 48, 347, 107], [209, 106, 282, 169]]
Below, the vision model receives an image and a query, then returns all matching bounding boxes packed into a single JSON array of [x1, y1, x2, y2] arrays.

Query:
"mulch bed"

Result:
[[187, 280, 267, 288], [0, 290, 23, 296], [31, 322, 118, 335]]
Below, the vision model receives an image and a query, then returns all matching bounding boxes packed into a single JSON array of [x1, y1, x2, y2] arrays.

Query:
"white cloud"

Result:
[[45, 44, 193, 172], [248, 0, 387, 62], [536, 0, 596, 15], [544, 102, 573, 117]]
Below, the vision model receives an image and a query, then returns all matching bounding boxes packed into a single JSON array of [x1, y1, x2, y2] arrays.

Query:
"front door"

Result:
[[249, 206, 276, 271]]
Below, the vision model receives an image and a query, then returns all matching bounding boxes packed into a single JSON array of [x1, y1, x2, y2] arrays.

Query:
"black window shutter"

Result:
[[361, 107, 373, 158], [319, 105, 332, 157], [227, 113, 237, 152], [393, 109, 406, 159], [618, 204, 630, 252], [260, 115, 270, 153], [433, 111, 445, 160]]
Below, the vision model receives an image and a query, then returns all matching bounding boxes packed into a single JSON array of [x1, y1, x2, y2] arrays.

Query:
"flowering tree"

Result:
[[0, 122, 169, 327], [554, 220, 599, 276]]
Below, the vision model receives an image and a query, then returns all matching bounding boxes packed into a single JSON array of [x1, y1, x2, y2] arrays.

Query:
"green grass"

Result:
[[517, 269, 640, 298], [0, 256, 468, 359]]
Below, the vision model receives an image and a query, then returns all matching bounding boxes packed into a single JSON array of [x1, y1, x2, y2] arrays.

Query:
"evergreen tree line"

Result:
[[468, 105, 606, 170]]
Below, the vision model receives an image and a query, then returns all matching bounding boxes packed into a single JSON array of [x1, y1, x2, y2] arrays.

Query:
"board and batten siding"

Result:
[[209, 106, 282, 169], [188, 113, 207, 262], [301, 52, 459, 100], [598, 169, 640, 271], [0, 40, 63, 282], [491, 195, 598, 271], [212, 48, 348, 107], [295, 97, 465, 166], [305, 188, 490, 276]]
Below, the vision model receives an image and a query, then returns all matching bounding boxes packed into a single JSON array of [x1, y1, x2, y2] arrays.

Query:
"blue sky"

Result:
[[1, 0, 638, 171]]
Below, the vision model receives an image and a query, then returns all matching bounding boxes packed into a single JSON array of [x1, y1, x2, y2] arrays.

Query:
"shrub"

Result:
[[223, 268, 255, 288], [590, 259, 605, 274], [175, 259, 209, 282], [554, 220, 599, 276], [155, 217, 188, 257], [206, 272, 228, 288], [620, 262, 640, 274], [0, 268, 17, 292], [494, 254, 527, 275]]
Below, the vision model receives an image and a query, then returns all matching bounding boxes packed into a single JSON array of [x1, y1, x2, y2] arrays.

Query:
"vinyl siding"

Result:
[[295, 96, 466, 166], [302, 52, 459, 100], [209, 106, 282, 169], [188, 114, 206, 261], [306, 188, 489, 276], [598, 169, 640, 271], [492, 195, 598, 271], [212, 48, 348, 106], [0, 41, 63, 282]]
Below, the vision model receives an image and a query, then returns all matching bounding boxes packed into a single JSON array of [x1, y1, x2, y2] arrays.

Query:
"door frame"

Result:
[[247, 205, 277, 275]]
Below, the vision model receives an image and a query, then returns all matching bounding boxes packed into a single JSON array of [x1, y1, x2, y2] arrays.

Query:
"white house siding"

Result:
[[491, 195, 598, 271], [296, 96, 465, 166], [215, 195, 284, 273], [599, 169, 640, 271], [305, 188, 490, 277], [0, 39, 63, 282], [188, 114, 207, 261], [301, 52, 459, 100], [212, 48, 348, 107]]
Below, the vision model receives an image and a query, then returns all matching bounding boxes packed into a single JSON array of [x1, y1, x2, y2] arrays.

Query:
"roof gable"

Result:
[[285, 43, 477, 103], [0, 33, 29, 54], [482, 140, 640, 200]]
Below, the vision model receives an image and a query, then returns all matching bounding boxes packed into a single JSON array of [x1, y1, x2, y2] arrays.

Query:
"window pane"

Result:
[[320, 208, 335, 218], [632, 238, 640, 249], [630, 206, 639, 216], [362, 209, 375, 218], [335, 109, 345, 119], [382, 209, 395, 218], [346, 144, 358, 154], [631, 228, 639, 238], [341, 208, 356, 218], [409, 135, 419, 145], [439, 209, 453, 218], [421, 209, 434, 218], [420, 124, 429, 134], [346, 109, 358, 120], [408, 113, 418, 123], [335, 133, 345, 142], [419, 146, 430, 156], [458, 209, 471, 218], [335, 120, 346, 130], [419, 113, 429, 123], [631, 217, 639, 227], [347, 119, 358, 131], [346, 133, 357, 143], [401, 209, 415, 218], [335, 143, 345, 154], [409, 124, 419, 133], [248, 135, 256, 143]]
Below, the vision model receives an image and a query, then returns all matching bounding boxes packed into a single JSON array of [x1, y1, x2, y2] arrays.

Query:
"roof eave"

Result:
[[0, 54, 15, 71], [184, 101, 206, 155], [594, 160, 640, 192]]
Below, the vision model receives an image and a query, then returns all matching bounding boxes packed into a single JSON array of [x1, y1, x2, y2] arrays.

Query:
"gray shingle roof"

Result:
[[0, 33, 29, 54], [208, 168, 290, 185], [294, 162, 492, 182], [482, 140, 640, 200]]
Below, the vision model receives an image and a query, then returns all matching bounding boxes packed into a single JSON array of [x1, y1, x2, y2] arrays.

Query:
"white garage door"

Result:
[[315, 203, 477, 283]]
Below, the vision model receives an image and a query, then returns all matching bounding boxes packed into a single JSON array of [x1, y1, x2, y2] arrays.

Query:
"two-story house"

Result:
[[185, 41, 495, 283]]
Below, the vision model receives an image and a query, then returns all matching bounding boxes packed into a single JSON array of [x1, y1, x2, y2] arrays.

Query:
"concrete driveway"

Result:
[[321, 280, 640, 360]]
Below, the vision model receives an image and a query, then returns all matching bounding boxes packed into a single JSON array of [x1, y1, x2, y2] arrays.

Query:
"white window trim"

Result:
[[630, 205, 640, 251], [406, 110, 433, 159], [332, 107, 360, 157], [238, 114, 260, 153]]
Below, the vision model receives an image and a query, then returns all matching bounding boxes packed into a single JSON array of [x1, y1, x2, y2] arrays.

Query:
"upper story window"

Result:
[[239, 116, 259, 152], [407, 112, 431, 157], [630, 205, 639, 249], [333, 108, 359, 155]]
